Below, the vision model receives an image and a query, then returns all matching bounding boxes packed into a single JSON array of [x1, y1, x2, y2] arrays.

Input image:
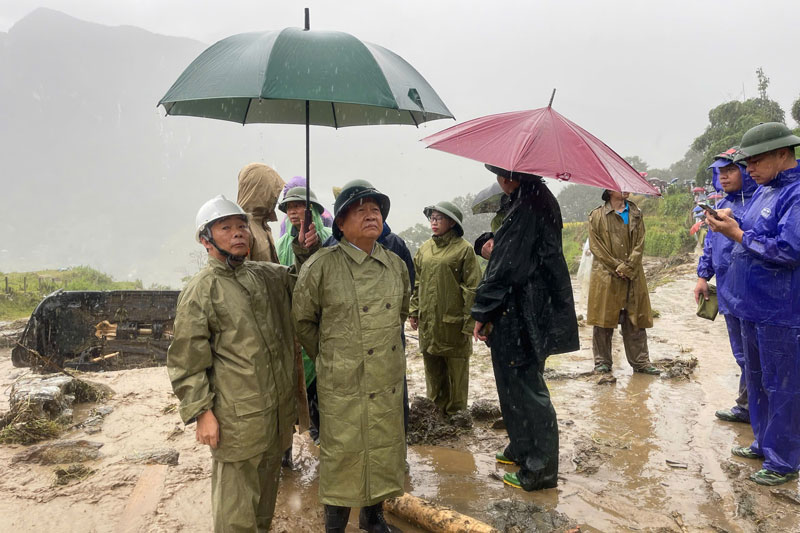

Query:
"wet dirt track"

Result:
[[1, 260, 799, 532]]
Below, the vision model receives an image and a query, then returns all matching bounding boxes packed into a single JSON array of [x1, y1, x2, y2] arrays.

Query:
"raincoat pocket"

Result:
[[234, 394, 272, 417]]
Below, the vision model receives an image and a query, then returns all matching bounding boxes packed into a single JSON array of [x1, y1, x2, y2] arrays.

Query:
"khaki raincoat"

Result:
[[409, 230, 481, 357], [586, 200, 653, 329], [168, 256, 299, 463], [237, 163, 284, 263], [292, 240, 411, 507]]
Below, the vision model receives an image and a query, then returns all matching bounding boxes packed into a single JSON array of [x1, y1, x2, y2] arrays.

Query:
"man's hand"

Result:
[[615, 264, 629, 280], [299, 220, 319, 249], [474, 321, 491, 342], [694, 277, 710, 304], [196, 409, 219, 449], [706, 209, 743, 243], [481, 239, 494, 260], [408, 317, 418, 330]]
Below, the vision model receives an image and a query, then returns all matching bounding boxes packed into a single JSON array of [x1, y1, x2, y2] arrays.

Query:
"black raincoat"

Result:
[[471, 177, 579, 490]]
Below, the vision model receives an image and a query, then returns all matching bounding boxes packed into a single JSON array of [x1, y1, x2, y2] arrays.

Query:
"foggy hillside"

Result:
[[0, 8, 286, 286]]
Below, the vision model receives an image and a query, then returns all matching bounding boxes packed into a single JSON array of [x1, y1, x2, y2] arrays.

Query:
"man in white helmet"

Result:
[[167, 195, 319, 532]]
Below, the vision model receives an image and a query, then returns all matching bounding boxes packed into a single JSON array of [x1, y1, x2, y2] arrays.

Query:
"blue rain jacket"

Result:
[[726, 163, 800, 327], [696, 164, 758, 314]]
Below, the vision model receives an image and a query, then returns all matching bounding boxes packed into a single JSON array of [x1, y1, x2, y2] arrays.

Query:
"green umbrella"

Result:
[[472, 181, 504, 215], [159, 10, 453, 218]]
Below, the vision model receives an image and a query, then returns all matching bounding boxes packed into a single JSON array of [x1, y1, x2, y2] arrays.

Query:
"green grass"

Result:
[[0, 266, 143, 321]]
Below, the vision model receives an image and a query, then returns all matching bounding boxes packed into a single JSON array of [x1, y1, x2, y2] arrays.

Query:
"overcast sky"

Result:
[[1, 0, 798, 284], [3, 0, 798, 171]]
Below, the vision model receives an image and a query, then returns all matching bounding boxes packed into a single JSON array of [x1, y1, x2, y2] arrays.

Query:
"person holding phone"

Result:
[[706, 122, 800, 486], [694, 147, 758, 424]]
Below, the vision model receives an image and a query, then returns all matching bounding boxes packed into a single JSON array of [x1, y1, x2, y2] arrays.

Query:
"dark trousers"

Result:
[[592, 310, 650, 370], [741, 320, 800, 474], [724, 314, 749, 419]]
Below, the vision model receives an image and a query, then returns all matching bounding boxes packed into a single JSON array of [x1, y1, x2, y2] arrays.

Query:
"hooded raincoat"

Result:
[[168, 256, 300, 463], [697, 165, 758, 314], [471, 178, 579, 491], [696, 162, 758, 422], [292, 240, 411, 507], [724, 163, 800, 475], [410, 230, 481, 357], [237, 163, 284, 263], [587, 200, 653, 329]]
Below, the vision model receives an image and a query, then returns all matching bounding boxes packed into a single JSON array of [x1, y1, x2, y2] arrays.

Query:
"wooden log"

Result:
[[384, 493, 498, 533], [95, 320, 117, 339], [91, 352, 119, 363]]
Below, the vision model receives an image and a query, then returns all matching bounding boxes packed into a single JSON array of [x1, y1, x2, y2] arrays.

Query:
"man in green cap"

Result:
[[706, 122, 800, 486], [168, 194, 319, 532], [409, 201, 481, 417], [293, 179, 410, 532]]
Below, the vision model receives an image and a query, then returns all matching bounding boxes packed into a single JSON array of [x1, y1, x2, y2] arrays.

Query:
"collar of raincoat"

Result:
[[432, 228, 457, 247], [340, 237, 392, 267], [602, 199, 638, 216], [770, 161, 800, 188], [237, 163, 285, 223], [207, 255, 241, 273]]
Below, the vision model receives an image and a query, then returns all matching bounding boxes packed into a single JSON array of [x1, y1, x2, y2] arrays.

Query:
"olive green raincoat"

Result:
[[292, 240, 411, 507], [586, 200, 653, 329], [168, 256, 299, 463], [409, 230, 481, 357], [237, 163, 284, 263]]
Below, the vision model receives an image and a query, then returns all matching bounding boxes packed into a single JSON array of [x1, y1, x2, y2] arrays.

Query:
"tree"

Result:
[[792, 93, 800, 127], [397, 193, 494, 256], [691, 71, 785, 185], [624, 155, 649, 173], [556, 184, 603, 223]]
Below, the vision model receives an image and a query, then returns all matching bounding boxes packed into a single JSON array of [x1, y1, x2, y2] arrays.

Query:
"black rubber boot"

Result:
[[324, 505, 350, 533], [358, 502, 402, 533]]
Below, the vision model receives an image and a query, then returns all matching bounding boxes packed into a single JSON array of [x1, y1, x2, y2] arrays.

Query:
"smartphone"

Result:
[[698, 203, 720, 219]]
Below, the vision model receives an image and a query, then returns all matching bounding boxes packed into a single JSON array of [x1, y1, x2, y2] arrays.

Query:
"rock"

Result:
[[655, 357, 698, 380], [487, 498, 577, 532], [124, 448, 179, 466], [470, 399, 501, 421], [53, 464, 95, 486], [771, 489, 800, 506], [10, 375, 75, 421], [85, 427, 101, 435], [12, 440, 103, 464], [491, 418, 506, 430], [448, 409, 473, 429]]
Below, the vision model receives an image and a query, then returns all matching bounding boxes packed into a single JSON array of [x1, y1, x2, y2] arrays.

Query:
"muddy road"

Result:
[[0, 258, 798, 532]]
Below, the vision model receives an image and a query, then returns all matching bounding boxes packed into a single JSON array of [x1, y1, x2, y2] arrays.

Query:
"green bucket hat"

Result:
[[734, 122, 800, 162], [278, 186, 325, 214], [332, 179, 390, 240], [423, 201, 464, 236]]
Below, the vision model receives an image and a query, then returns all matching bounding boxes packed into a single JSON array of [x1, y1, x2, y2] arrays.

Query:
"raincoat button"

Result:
[[368, 349, 374, 355], [363, 305, 369, 312], [391, 345, 396, 351], [392, 387, 396, 394], [385, 303, 391, 309], [369, 393, 375, 399]]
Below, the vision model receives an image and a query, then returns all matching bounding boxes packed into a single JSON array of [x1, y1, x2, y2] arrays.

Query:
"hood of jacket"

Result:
[[237, 163, 285, 222]]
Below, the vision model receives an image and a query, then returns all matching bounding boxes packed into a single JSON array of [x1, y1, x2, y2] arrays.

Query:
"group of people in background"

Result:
[[164, 121, 799, 533]]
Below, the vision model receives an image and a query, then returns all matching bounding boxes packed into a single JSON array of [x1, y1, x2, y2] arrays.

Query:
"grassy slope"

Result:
[[562, 190, 696, 273], [0, 266, 143, 320]]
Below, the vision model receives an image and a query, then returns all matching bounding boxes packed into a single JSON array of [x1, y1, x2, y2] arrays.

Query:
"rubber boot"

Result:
[[358, 501, 402, 533], [324, 505, 350, 533]]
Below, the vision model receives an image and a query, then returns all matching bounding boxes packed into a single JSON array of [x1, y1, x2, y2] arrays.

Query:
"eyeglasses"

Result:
[[428, 215, 446, 222]]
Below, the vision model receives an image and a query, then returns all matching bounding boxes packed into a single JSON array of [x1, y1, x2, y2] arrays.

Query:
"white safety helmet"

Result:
[[195, 195, 247, 243]]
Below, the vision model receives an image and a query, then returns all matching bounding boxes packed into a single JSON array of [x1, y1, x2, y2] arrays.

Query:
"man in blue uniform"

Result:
[[707, 122, 800, 486]]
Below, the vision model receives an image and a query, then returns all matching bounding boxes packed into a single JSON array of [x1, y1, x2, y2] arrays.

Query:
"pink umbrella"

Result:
[[692, 187, 706, 193], [708, 193, 723, 200], [421, 100, 660, 195]]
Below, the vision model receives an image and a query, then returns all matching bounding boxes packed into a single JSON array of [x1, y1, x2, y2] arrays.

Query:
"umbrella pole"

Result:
[[305, 99, 312, 231]]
